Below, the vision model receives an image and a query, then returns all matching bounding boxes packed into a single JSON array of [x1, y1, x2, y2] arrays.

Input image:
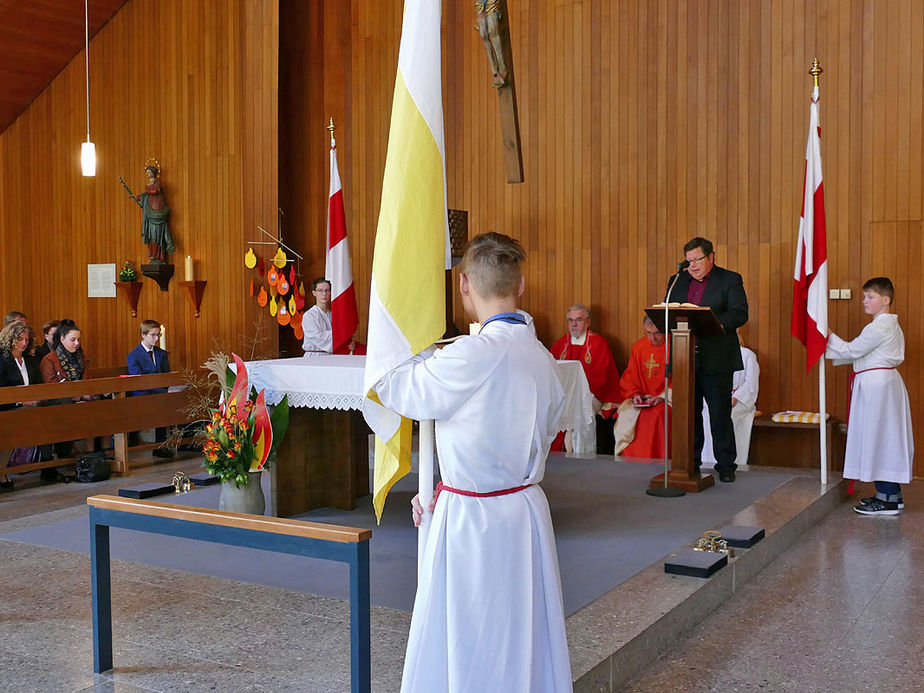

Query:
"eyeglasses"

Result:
[[147, 332, 161, 338], [314, 288, 331, 294], [688, 255, 710, 265]]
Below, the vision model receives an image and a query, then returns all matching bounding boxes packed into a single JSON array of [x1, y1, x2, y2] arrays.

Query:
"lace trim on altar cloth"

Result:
[[262, 390, 364, 411]]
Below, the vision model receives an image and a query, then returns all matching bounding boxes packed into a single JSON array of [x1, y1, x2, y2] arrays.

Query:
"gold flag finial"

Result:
[[809, 58, 823, 88], [327, 117, 336, 146]]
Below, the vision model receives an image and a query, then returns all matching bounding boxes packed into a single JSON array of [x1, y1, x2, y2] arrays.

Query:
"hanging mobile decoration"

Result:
[[289, 265, 296, 285], [249, 279, 254, 297], [244, 248, 257, 269], [273, 247, 288, 268], [257, 256, 266, 276], [257, 285, 268, 307], [269, 282, 278, 298], [278, 274, 290, 295], [267, 266, 278, 286], [288, 295, 297, 314], [269, 295, 278, 316]]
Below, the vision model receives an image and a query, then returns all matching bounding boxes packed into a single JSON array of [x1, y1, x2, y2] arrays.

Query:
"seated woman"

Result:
[[40, 319, 89, 473], [0, 321, 43, 489]]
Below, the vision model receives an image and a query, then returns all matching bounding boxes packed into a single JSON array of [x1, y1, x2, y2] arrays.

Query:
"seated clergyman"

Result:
[[549, 304, 622, 453], [613, 316, 670, 459]]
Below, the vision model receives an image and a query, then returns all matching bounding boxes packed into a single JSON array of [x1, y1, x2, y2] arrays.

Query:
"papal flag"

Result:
[[362, 0, 451, 522], [791, 83, 829, 370]]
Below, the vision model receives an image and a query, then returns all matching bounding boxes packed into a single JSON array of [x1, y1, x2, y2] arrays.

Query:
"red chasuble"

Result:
[[619, 336, 671, 458], [550, 331, 622, 403]]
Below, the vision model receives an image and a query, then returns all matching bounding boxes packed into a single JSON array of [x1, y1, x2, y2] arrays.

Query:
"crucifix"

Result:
[[474, 0, 523, 183]]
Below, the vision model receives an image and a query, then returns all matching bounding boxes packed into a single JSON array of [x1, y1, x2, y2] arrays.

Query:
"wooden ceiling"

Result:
[[0, 0, 128, 134]]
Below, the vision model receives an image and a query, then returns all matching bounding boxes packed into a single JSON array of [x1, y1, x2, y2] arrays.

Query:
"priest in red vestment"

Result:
[[549, 304, 622, 452], [613, 316, 670, 459]]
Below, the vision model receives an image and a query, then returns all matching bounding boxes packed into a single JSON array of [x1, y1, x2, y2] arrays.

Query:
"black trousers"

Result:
[[693, 368, 737, 472]]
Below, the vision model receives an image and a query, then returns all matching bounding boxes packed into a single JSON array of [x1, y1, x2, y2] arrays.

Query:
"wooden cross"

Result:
[[474, 0, 523, 183], [644, 354, 660, 379]]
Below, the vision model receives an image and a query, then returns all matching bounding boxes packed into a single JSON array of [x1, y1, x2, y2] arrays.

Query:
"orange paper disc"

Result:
[[293, 324, 304, 340], [257, 285, 268, 307], [278, 278, 290, 295], [267, 267, 278, 286], [277, 303, 290, 326]]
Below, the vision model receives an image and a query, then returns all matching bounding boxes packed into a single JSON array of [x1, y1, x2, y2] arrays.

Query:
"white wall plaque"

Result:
[[87, 263, 117, 298]]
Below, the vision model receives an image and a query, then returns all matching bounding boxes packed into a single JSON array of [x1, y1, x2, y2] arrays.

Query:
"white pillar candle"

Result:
[[184, 256, 195, 281], [159, 325, 166, 351]]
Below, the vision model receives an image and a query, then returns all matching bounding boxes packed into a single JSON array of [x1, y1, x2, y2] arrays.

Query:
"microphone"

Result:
[[677, 260, 690, 272]]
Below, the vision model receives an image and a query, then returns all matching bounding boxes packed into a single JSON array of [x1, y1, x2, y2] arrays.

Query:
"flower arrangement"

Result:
[[202, 353, 289, 487], [118, 260, 138, 282]]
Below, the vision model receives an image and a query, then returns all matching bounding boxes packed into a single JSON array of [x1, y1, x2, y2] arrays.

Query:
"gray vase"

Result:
[[218, 471, 265, 515]]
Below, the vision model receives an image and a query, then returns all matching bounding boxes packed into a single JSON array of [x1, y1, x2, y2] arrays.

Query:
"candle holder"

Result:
[[179, 280, 207, 318], [114, 281, 144, 317]]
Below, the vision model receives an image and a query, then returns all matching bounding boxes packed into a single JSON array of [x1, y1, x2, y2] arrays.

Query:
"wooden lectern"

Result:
[[644, 305, 724, 492]]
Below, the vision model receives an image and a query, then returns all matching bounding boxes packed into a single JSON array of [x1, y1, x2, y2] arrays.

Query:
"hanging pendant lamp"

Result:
[[80, 0, 97, 176]]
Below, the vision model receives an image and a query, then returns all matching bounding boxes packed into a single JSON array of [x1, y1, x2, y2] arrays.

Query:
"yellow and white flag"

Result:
[[362, 0, 450, 522]]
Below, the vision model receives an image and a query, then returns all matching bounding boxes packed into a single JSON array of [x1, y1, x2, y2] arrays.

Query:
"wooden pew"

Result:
[[87, 495, 372, 691], [0, 372, 197, 476]]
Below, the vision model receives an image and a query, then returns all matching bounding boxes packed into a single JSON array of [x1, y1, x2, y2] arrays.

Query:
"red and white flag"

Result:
[[792, 85, 828, 370], [326, 135, 359, 354]]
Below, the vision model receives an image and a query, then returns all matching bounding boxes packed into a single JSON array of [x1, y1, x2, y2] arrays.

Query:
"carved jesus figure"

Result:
[[475, 0, 507, 88]]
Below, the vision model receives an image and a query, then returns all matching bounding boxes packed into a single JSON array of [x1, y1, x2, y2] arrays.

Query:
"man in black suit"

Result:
[[667, 237, 748, 482]]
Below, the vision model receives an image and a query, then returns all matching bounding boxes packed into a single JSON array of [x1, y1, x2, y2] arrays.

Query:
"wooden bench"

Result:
[[86, 495, 372, 692], [748, 414, 846, 471], [0, 372, 196, 477]]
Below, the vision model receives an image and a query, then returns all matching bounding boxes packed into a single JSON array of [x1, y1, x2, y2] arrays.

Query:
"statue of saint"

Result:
[[119, 162, 174, 263], [475, 0, 507, 88]]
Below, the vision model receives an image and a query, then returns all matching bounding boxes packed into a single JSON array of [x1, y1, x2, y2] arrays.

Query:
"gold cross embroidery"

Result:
[[644, 354, 659, 379]]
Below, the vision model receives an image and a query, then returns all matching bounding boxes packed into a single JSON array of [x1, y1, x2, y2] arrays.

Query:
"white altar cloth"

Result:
[[242, 355, 594, 441], [244, 355, 366, 410]]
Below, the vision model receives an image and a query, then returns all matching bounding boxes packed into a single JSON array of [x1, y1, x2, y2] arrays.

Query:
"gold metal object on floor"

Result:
[[693, 530, 735, 557], [171, 472, 192, 494]]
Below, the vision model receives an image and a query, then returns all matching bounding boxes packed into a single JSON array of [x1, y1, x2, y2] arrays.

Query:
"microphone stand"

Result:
[[647, 264, 687, 498]]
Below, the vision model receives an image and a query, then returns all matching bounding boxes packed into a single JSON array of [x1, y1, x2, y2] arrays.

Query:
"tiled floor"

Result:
[[622, 479, 924, 692], [1, 457, 920, 692]]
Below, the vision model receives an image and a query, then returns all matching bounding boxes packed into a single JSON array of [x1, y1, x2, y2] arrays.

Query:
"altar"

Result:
[[245, 354, 594, 516]]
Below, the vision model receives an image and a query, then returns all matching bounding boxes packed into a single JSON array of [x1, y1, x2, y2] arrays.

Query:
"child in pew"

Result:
[[825, 277, 913, 516], [372, 233, 573, 691]]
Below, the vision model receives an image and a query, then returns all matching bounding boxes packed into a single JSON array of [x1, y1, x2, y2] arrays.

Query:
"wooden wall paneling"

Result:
[[0, 0, 278, 375], [274, 0, 924, 477]]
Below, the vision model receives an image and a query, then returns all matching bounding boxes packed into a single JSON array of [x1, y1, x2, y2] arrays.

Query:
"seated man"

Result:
[[549, 304, 621, 453], [613, 316, 670, 459], [127, 319, 172, 458], [702, 343, 759, 468], [301, 277, 365, 355]]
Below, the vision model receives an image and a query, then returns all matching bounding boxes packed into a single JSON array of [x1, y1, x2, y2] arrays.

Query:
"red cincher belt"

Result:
[[435, 480, 533, 503]]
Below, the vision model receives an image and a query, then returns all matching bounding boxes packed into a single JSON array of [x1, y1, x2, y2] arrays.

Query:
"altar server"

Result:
[[702, 343, 759, 467], [373, 232, 572, 692], [825, 277, 913, 516]]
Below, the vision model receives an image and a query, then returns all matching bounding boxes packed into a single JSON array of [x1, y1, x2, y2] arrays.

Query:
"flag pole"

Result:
[[418, 419, 435, 577], [810, 58, 828, 487]]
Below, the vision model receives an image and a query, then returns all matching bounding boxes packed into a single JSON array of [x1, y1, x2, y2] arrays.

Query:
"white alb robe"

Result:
[[375, 320, 573, 693], [825, 313, 913, 484], [702, 346, 759, 467], [301, 304, 332, 353]]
